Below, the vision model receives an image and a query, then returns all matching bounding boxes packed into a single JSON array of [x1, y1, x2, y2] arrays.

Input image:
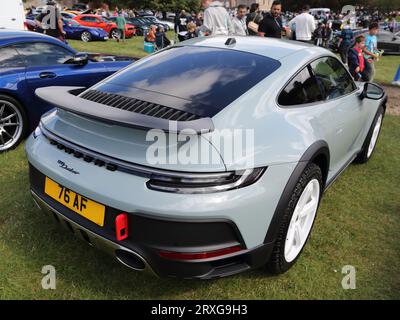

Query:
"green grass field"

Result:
[[0, 116, 399, 299], [68, 31, 176, 59], [0, 35, 399, 300]]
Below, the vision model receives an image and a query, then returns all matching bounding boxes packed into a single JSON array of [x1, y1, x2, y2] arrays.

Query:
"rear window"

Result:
[[105, 46, 281, 117]]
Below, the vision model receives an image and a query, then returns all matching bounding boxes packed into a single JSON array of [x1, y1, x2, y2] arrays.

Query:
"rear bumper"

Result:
[[29, 164, 274, 279], [25, 123, 296, 278]]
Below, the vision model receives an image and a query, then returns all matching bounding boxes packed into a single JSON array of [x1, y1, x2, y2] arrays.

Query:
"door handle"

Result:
[[39, 72, 56, 79]]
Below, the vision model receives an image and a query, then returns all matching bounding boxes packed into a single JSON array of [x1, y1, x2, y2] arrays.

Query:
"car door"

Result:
[[309, 56, 368, 175], [378, 31, 400, 53], [13, 41, 109, 125]]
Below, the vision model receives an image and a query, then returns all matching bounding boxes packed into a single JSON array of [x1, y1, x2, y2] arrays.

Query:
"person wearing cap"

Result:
[[36, 1, 65, 41]]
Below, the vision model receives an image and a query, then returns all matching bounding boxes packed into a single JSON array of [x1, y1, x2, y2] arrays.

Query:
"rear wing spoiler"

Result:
[[35, 86, 214, 134]]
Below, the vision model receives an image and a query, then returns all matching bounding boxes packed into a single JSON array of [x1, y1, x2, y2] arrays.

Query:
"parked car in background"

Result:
[[377, 30, 400, 54], [0, 0, 25, 30], [71, 3, 88, 12], [158, 19, 175, 30], [109, 17, 148, 36], [142, 16, 170, 31], [0, 30, 134, 152], [63, 10, 82, 16], [63, 19, 109, 42], [26, 37, 387, 278], [136, 9, 154, 17], [61, 11, 77, 20], [73, 14, 135, 39]]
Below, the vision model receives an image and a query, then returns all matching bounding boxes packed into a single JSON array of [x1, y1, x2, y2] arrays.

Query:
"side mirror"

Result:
[[67, 53, 89, 66], [362, 83, 385, 100]]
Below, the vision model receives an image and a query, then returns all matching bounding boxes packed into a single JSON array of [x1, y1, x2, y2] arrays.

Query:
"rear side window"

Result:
[[310, 57, 356, 100], [278, 67, 324, 106], [0, 47, 24, 68], [106, 46, 281, 117]]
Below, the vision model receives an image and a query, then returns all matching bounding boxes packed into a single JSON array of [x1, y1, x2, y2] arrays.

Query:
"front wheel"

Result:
[[267, 163, 323, 274], [0, 95, 27, 152], [81, 31, 92, 42], [354, 106, 384, 164]]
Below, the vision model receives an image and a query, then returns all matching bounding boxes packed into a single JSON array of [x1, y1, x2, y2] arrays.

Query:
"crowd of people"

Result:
[[170, 0, 393, 82], [30, 0, 397, 82]]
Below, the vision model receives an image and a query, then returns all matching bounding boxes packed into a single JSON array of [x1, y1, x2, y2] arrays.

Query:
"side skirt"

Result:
[[324, 151, 359, 191]]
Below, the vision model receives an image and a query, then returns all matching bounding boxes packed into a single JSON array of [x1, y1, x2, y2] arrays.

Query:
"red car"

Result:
[[73, 14, 135, 39]]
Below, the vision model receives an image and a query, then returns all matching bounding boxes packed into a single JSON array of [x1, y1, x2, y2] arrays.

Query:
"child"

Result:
[[348, 35, 368, 81], [363, 22, 380, 81], [185, 22, 197, 40]]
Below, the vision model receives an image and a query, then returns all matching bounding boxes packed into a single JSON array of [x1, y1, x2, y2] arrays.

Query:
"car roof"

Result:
[[0, 30, 76, 52], [181, 36, 328, 60], [0, 30, 54, 42]]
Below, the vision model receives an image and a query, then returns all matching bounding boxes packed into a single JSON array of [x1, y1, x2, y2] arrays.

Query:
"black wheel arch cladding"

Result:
[[264, 140, 329, 244]]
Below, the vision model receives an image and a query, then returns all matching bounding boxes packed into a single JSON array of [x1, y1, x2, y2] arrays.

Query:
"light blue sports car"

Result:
[[25, 36, 387, 279]]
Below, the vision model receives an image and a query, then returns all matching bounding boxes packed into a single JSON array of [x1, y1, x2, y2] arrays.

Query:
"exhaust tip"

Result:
[[115, 249, 146, 271]]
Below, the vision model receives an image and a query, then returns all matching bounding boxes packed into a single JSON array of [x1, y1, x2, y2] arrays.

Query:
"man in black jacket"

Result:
[[246, 3, 263, 36], [258, 0, 283, 38]]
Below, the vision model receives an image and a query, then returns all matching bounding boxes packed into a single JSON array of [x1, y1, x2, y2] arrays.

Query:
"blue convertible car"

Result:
[[0, 30, 133, 152]]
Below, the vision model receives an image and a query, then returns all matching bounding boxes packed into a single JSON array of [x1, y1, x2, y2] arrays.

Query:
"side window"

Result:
[[13, 42, 73, 67], [80, 16, 95, 22], [278, 66, 324, 106], [0, 47, 25, 68], [310, 57, 356, 100]]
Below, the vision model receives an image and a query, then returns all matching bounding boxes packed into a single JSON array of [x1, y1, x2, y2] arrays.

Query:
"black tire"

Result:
[[353, 106, 384, 164], [81, 31, 92, 42], [267, 163, 323, 274], [0, 94, 28, 153], [110, 28, 121, 39]]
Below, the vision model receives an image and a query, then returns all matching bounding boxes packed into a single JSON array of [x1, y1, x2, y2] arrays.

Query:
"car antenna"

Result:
[[225, 38, 236, 46]]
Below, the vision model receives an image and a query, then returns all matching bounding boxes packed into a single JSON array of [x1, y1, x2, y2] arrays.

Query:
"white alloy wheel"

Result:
[[367, 114, 383, 158], [284, 179, 320, 263], [81, 31, 91, 42], [0, 100, 24, 151]]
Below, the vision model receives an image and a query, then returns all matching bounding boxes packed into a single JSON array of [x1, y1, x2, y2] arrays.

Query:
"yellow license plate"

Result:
[[44, 177, 105, 226]]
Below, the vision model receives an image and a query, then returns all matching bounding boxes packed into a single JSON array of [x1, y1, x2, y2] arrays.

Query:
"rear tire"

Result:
[[0, 95, 27, 152], [267, 163, 323, 274], [354, 106, 384, 164], [110, 28, 121, 39]]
